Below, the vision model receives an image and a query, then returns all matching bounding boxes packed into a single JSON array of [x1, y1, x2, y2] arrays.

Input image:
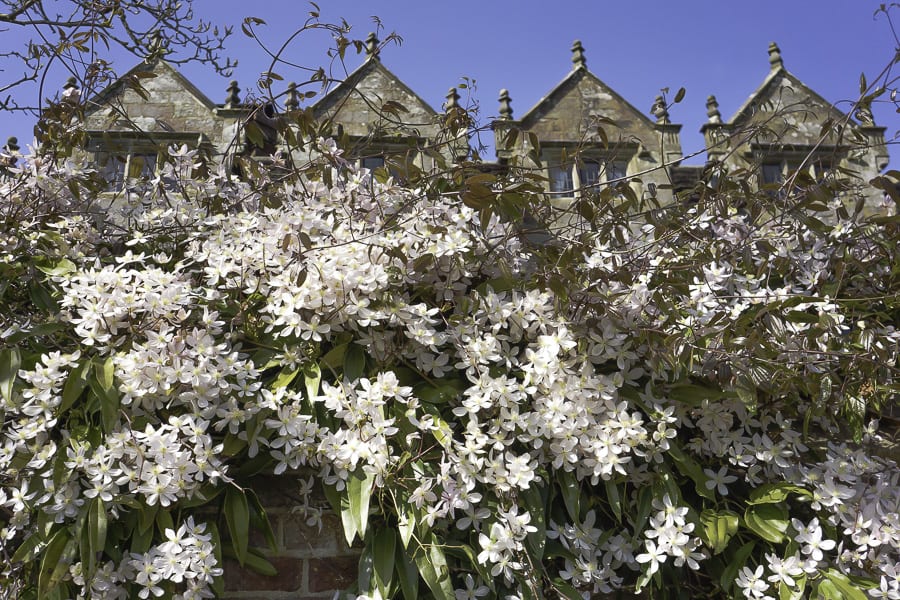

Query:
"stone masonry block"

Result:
[[306, 555, 359, 593], [224, 556, 304, 593]]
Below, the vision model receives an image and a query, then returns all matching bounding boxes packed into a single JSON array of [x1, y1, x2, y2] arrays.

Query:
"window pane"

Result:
[[128, 154, 157, 179], [607, 161, 627, 182], [761, 163, 783, 185], [361, 156, 385, 170], [549, 165, 573, 193], [813, 159, 832, 181], [578, 161, 600, 188], [100, 154, 127, 189]]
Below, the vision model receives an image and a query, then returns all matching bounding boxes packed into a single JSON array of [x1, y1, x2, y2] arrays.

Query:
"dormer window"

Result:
[[547, 155, 628, 195], [98, 150, 157, 189], [761, 162, 784, 186], [360, 156, 385, 171]]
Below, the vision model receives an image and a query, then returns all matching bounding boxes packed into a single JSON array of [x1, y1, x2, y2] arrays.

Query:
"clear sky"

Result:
[[1, 0, 896, 167]]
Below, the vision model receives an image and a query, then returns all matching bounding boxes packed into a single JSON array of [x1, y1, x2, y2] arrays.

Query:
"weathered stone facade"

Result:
[[701, 43, 889, 208], [494, 40, 683, 205], [82, 60, 250, 182], [77, 38, 888, 210]]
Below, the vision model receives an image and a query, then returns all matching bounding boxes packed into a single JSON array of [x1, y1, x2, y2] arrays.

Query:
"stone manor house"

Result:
[[11, 35, 890, 207]]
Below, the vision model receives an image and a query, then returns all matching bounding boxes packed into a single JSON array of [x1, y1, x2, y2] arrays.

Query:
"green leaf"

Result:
[[395, 539, 419, 600], [38, 528, 72, 598], [398, 504, 416, 550], [816, 579, 842, 600], [94, 356, 115, 392], [605, 479, 622, 523], [358, 543, 375, 593], [521, 483, 547, 562], [138, 502, 157, 535], [413, 532, 454, 600], [208, 522, 226, 597], [557, 471, 581, 521], [35, 257, 76, 277], [347, 468, 375, 543], [785, 310, 819, 324], [321, 343, 349, 372], [699, 509, 739, 555], [88, 498, 108, 568], [244, 121, 265, 148], [156, 507, 174, 535], [11, 531, 43, 563], [823, 570, 869, 600], [747, 483, 812, 505], [373, 528, 397, 596], [246, 488, 277, 551], [550, 579, 584, 600], [90, 356, 119, 432], [271, 367, 298, 389], [719, 541, 755, 593], [223, 546, 278, 576], [743, 504, 789, 543], [7, 321, 66, 343], [225, 487, 250, 566], [344, 344, 365, 382], [28, 280, 58, 311], [59, 359, 91, 415], [668, 442, 715, 500], [0, 347, 20, 405], [304, 361, 321, 402]]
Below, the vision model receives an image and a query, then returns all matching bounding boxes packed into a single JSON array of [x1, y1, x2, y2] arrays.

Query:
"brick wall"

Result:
[[223, 477, 359, 600]]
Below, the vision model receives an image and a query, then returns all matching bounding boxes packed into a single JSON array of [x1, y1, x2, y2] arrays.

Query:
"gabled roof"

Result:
[[518, 65, 657, 133], [728, 65, 850, 128], [85, 59, 217, 115], [726, 43, 853, 135], [312, 55, 439, 133]]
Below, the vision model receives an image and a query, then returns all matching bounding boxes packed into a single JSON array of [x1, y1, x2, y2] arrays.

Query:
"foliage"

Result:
[[1, 8, 900, 600]]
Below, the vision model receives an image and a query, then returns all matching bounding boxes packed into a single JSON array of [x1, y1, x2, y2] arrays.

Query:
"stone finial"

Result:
[[62, 76, 80, 102], [651, 95, 669, 124], [444, 87, 460, 112], [285, 82, 299, 111], [498, 89, 513, 120], [571, 40, 586, 69], [706, 95, 722, 124], [1, 136, 18, 167], [768, 42, 783, 70], [225, 80, 241, 108], [365, 32, 380, 61]]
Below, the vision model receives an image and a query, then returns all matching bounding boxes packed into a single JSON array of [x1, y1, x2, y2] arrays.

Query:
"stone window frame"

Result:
[[754, 150, 839, 195], [351, 140, 428, 183], [542, 146, 630, 198], [87, 131, 208, 192]]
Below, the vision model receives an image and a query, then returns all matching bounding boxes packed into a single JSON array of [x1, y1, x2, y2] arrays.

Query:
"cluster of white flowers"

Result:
[[550, 510, 632, 595], [735, 518, 838, 600], [74, 517, 220, 600], [1, 140, 899, 599], [635, 495, 705, 578]]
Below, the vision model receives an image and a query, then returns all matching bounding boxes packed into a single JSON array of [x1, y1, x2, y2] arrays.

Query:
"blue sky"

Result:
[[1, 0, 896, 167]]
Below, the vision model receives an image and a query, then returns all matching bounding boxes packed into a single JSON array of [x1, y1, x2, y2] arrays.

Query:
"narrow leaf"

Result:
[[225, 487, 250, 566], [348, 468, 375, 541], [0, 347, 20, 404]]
